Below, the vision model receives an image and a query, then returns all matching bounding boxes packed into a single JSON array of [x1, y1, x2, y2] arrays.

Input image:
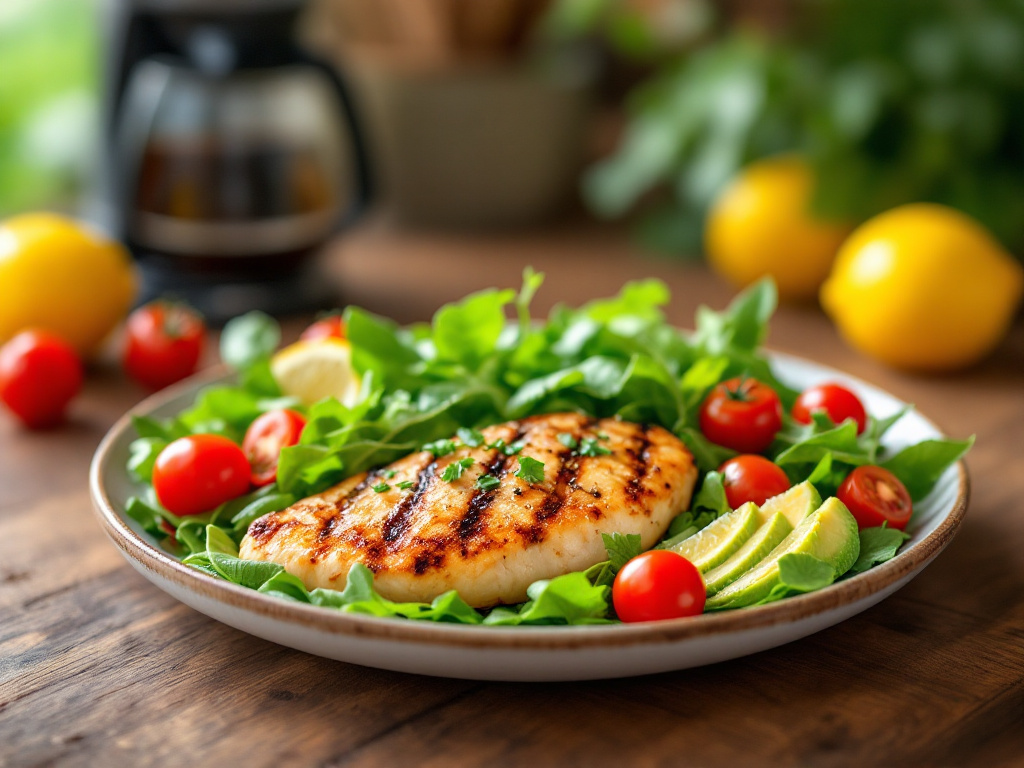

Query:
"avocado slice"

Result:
[[703, 512, 794, 596], [668, 502, 760, 573], [759, 481, 821, 527], [705, 497, 860, 610]]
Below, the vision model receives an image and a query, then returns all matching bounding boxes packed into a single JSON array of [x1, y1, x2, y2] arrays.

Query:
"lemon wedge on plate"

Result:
[[270, 338, 361, 407]]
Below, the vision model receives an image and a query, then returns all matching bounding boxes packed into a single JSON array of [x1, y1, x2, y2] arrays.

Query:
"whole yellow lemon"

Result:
[[706, 156, 852, 301], [0, 213, 137, 356], [821, 203, 1024, 371]]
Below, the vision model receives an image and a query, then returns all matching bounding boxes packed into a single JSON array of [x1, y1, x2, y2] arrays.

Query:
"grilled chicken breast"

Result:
[[239, 413, 697, 607]]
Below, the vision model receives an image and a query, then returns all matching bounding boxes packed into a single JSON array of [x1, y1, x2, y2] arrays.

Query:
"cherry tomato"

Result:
[[719, 455, 791, 508], [300, 315, 345, 342], [837, 465, 913, 530], [124, 301, 205, 390], [612, 550, 706, 622], [699, 377, 783, 453], [0, 330, 83, 429], [153, 434, 251, 516], [242, 409, 307, 486], [792, 383, 867, 434]]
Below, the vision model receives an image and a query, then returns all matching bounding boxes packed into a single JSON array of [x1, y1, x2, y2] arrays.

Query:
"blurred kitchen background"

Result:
[[1, 0, 1022, 365]]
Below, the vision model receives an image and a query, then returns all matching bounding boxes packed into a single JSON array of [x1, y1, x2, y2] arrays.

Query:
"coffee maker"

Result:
[[102, 0, 371, 321]]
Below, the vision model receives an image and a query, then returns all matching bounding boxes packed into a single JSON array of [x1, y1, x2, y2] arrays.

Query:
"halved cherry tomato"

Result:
[[612, 550, 705, 622], [300, 315, 345, 342], [719, 455, 791, 508], [153, 434, 250, 516], [792, 383, 867, 434], [837, 465, 913, 530], [0, 330, 83, 429], [242, 409, 307, 486], [699, 377, 783, 453], [124, 301, 205, 390]]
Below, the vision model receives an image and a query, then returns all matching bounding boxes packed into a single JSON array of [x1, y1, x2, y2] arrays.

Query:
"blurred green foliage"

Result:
[[584, 0, 1024, 255], [0, 0, 99, 215]]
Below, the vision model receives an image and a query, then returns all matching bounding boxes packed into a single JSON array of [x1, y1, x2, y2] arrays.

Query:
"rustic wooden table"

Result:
[[2, 223, 1023, 767]]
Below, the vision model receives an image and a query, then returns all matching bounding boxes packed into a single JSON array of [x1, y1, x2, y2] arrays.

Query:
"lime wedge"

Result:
[[706, 497, 861, 610], [759, 481, 821, 527], [669, 502, 760, 573], [703, 512, 793, 596]]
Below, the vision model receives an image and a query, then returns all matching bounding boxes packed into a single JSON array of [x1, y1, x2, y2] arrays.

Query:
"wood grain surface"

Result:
[[2, 222, 1023, 768]]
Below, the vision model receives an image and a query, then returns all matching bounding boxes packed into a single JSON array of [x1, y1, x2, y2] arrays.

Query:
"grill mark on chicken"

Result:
[[624, 423, 653, 502], [533, 417, 595, 525], [457, 424, 525, 541], [382, 457, 436, 544]]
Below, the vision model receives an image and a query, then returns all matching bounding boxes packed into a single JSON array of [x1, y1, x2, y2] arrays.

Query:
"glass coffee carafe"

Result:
[[108, 1, 370, 319]]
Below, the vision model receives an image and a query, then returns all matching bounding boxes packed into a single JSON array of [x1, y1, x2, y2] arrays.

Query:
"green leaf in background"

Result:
[[881, 436, 974, 500], [220, 311, 280, 371], [849, 525, 911, 575]]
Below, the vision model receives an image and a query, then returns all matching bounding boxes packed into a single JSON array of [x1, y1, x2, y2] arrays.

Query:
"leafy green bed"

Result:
[[124, 275, 971, 625]]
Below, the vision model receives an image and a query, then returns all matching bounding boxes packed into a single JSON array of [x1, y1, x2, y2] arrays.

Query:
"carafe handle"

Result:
[[289, 48, 373, 230]]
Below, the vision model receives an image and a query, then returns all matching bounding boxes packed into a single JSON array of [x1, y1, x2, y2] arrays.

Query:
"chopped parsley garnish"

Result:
[[441, 457, 475, 482], [382, 469, 397, 479], [515, 456, 546, 484], [371, 482, 391, 493], [423, 438, 458, 457], [395, 480, 415, 490], [488, 438, 507, 452], [578, 438, 612, 457], [597, 432, 610, 440], [506, 438, 528, 455], [557, 433, 579, 450], [457, 427, 485, 447], [476, 474, 501, 491]]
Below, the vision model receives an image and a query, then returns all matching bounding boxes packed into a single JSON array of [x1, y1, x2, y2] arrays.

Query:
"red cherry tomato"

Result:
[[242, 409, 307, 486], [719, 455, 791, 508], [124, 301, 205, 390], [699, 377, 783, 453], [0, 330, 83, 429], [152, 434, 251, 516], [792, 383, 867, 434], [837, 465, 913, 530], [300, 315, 345, 342], [612, 550, 706, 622]]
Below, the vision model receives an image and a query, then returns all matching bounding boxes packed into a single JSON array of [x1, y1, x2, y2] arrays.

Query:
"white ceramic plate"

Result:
[[90, 353, 968, 681]]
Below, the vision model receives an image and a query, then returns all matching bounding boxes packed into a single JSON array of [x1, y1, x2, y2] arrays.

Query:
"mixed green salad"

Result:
[[123, 274, 972, 626]]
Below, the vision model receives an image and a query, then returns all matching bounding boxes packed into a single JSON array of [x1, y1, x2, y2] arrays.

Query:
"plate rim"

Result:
[[89, 354, 970, 651]]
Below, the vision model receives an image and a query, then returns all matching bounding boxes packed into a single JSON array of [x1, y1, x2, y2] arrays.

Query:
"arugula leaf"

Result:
[[485, 573, 611, 625], [127, 437, 167, 483], [690, 471, 732, 518], [677, 427, 737, 472], [849, 525, 911, 575], [515, 456, 546, 483], [229, 493, 296, 531], [220, 311, 280, 371], [692, 279, 776, 356], [755, 553, 836, 605], [881, 437, 974, 501], [432, 288, 515, 369], [602, 532, 644, 571]]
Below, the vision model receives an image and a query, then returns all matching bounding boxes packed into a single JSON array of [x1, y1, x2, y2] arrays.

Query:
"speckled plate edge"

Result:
[[89, 353, 969, 677]]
